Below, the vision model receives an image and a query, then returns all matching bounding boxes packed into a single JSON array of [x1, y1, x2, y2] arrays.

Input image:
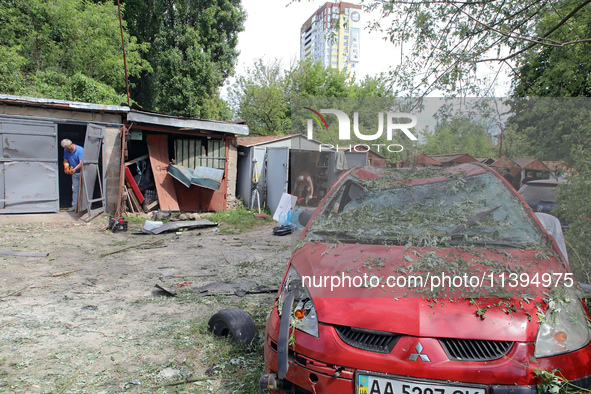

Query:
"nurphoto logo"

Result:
[[304, 107, 418, 153]]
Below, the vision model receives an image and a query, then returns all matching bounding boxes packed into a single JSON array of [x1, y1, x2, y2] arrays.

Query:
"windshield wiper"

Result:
[[445, 240, 523, 249], [310, 230, 404, 245], [450, 206, 501, 235]]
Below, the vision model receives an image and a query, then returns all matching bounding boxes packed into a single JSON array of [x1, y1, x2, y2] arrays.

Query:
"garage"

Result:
[[0, 95, 126, 215]]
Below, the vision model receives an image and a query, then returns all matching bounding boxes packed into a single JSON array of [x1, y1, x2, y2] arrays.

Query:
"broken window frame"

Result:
[[174, 138, 226, 170]]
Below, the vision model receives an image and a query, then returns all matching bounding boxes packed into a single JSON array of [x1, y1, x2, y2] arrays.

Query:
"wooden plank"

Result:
[[124, 167, 145, 204], [182, 140, 189, 167], [127, 182, 142, 212], [188, 140, 195, 169], [125, 154, 149, 167], [123, 185, 135, 213], [146, 134, 179, 211]]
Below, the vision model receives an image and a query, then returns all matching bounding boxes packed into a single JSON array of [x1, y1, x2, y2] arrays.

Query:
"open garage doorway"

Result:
[[57, 124, 86, 209], [57, 123, 106, 214]]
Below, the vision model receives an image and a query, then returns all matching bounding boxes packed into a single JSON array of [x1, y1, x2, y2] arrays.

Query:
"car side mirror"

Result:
[[298, 209, 314, 227]]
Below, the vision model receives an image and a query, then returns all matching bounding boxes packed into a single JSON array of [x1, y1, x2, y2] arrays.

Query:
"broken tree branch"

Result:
[[150, 376, 214, 389], [51, 269, 84, 277], [0, 283, 33, 298], [99, 240, 164, 258]]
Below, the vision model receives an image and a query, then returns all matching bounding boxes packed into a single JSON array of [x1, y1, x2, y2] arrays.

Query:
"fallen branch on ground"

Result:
[[150, 376, 214, 389], [99, 240, 164, 258], [0, 283, 33, 298], [51, 269, 84, 277]]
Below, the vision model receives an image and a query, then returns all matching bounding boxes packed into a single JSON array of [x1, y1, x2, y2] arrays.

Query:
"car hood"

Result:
[[290, 242, 569, 342]]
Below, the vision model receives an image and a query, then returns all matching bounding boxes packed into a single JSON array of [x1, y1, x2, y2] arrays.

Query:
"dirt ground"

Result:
[[0, 214, 293, 393]]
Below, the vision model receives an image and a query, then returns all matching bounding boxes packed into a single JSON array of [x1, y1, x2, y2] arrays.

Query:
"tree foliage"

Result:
[[512, 1, 591, 97], [555, 147, 591, 283], [422, 117, 497, 157], [0, 0, 150, 104], [229, 59, 290, 136], [362, 0, 591, 96], [504, 98, 591, 160], [0, 0, 243, 116], [229, 58, 396, 136], [121, 0, 244, 118]]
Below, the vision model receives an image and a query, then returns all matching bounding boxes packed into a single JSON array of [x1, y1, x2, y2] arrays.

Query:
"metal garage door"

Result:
[[265, 146, 290, 215], [0, 118, 59, 213]]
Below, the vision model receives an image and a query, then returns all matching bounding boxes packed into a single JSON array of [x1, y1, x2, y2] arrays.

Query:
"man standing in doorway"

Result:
[[61, 139, 84, 212], [293, 172, 314, 205]]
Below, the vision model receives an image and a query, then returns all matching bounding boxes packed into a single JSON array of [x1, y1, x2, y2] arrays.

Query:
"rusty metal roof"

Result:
[[490, 156, 517, 169], [398, 153, 442, 167], [0, 95, 248, 135], [236, 134, 299, 147], [128, 110, 249, 136], [429, 153, 478, 163], [511, 158, 550, 171], [0, 94, 129, 113], [476, 157, 496, 165]]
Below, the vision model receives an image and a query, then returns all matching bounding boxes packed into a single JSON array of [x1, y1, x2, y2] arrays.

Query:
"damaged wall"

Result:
[[1, 99, 247, 215]]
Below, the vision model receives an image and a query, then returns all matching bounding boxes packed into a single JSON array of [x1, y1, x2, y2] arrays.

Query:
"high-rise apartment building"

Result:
[[300, 2, 361, 73]]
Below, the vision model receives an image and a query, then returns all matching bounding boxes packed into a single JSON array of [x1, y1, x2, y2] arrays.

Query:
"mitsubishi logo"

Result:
[[408, 342, 431, 362]]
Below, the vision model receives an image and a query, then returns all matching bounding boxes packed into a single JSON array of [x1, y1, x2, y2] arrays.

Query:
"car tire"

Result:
[[208, 308, 258, 347]]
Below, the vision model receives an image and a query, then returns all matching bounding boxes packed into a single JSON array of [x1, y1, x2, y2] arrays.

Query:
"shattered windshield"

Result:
[[309, 170, 544, 248]]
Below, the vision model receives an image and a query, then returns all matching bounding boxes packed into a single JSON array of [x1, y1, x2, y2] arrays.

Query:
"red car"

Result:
[[260, 163, 591, 394]]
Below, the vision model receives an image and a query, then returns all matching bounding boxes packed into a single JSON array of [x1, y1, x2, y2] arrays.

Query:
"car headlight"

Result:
[[535, 296, 591, 358], [278, 266, 319, 338]]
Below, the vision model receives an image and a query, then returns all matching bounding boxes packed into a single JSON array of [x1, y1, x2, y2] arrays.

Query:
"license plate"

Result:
[[357, 373, 487, 394]]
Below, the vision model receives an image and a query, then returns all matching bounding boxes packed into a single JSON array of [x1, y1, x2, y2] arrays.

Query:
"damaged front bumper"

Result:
[[261, 308, 591, 394]]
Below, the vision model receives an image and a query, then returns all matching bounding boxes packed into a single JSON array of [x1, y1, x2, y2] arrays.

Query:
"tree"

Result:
[[504, 98, 591, 160], [512, 2, 591, 97], [228, 59, 291, 136], [229, 58, 396, 136], [362, 0, 591, 96], [121, 0, 245, 118], [421, 117, 497, 157], [0, 0, 150, 104], [554, 147, 591, 283]]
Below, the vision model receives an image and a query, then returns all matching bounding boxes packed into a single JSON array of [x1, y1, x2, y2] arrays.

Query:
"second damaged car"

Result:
[[261, 163, 591, 394]]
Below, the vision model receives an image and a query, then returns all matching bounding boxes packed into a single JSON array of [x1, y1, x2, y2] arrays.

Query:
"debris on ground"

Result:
[[154, 284, 178, 297], [189, 282, 279, 297], [51, 269, 84, 277], [141, 219, 217, 235], [99, 239, 164, 257], [272, 224, 295, 236], [0, 249, 48, 257]]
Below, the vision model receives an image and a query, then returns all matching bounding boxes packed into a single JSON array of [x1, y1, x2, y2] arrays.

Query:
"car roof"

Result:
[[523, 179, 567, 186]]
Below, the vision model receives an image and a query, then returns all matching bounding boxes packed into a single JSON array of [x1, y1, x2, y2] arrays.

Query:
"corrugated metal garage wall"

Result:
[[0, 117, 59, 213]]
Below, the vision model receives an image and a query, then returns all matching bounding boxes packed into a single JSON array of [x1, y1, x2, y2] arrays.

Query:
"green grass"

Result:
[[208, 206, 273, 233], [122, 214, 148, 225], [185, 318, 266, 394], [118, 206, 273, 234]]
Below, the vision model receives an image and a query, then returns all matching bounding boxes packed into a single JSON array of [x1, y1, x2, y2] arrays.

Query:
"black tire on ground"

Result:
[[207, 308, 258, 347]]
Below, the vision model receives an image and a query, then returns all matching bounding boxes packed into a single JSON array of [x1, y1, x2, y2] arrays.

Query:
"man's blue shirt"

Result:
[[64, 145, 84, 173]]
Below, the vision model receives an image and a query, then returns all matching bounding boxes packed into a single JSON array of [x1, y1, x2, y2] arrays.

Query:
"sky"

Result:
[[226, 0, 512, 97], [231, 0, 398, 81]]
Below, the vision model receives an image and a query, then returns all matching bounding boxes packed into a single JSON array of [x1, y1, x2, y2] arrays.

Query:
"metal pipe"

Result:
[[117, 0, 131, 106]]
